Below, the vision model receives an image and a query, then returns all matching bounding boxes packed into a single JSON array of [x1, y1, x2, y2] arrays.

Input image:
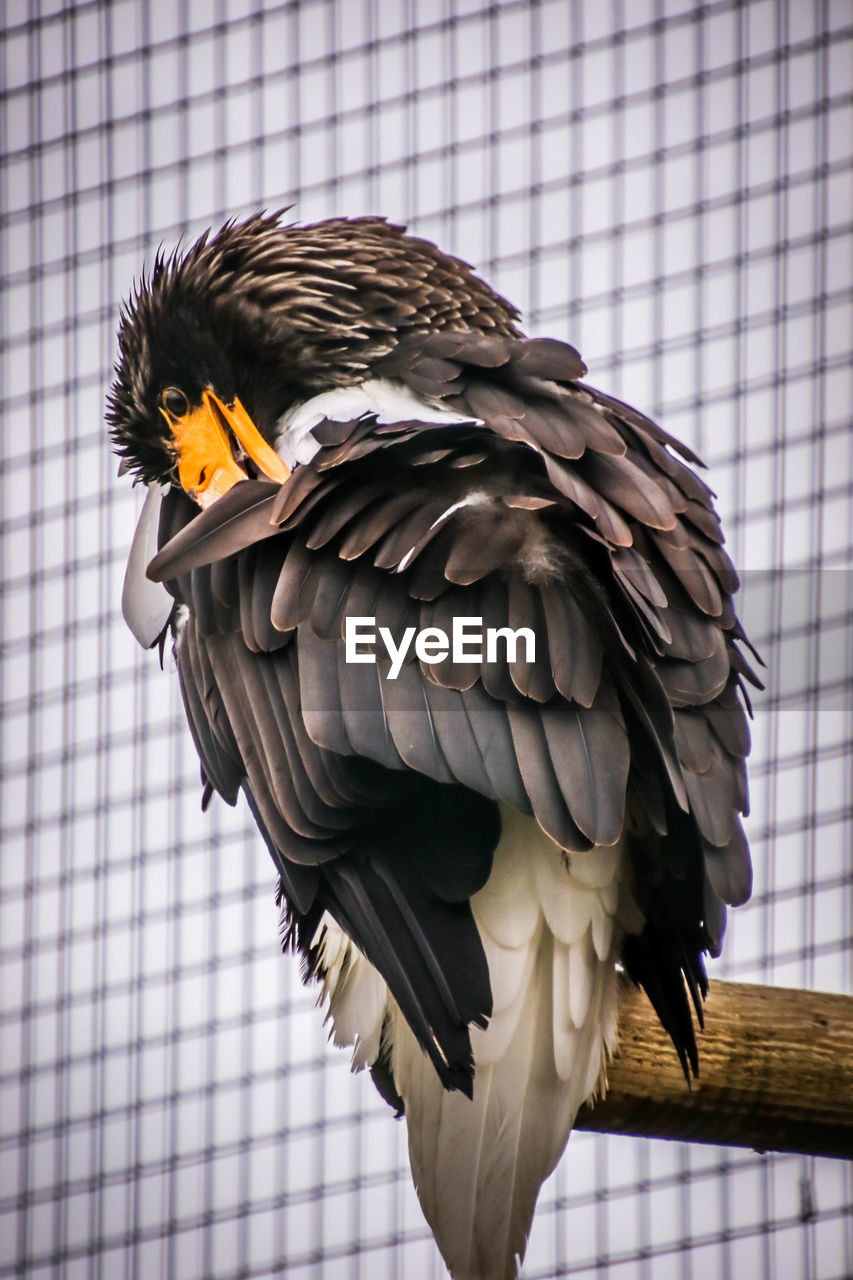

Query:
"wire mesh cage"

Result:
[[1, 1, 851, 1277]]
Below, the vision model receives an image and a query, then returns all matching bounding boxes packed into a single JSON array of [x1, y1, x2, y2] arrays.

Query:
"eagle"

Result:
[[108, 214, 757, 1280]]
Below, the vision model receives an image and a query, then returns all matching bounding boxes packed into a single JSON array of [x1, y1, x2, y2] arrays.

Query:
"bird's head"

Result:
[[107, 213, 520, 506]]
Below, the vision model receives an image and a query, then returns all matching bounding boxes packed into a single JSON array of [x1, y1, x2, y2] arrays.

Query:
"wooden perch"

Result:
[[575, 978, 853, 1159]]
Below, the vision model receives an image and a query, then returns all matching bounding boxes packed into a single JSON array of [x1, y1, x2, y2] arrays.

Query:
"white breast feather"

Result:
[[312, 805, 642, 1280]]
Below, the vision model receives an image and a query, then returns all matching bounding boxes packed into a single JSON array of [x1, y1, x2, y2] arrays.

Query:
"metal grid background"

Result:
[[1, 1, 851, 1276]]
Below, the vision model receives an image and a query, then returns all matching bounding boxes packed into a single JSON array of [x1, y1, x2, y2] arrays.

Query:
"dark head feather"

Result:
[[107, 213, 521, 485]]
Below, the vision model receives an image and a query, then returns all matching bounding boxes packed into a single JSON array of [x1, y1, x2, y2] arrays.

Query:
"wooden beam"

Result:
[[574, 978, 853, 1160]]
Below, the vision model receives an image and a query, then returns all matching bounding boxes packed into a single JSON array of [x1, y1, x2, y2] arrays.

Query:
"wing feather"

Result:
[[507, 704, 592, 851], [176, 618, 243, 804], [539, 689, 629, 846], [459, 684, 531, 814], [270, 538, 320, 631], [148, 480, 281, 581], [210, 552, 238, 609], [540, 582, 603, 707], [382, 659, 456, 784], [506, 579, 555, 702], [478, 578, 526, 704]]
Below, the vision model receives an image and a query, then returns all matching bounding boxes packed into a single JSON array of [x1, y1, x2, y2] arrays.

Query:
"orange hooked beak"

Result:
[[163, 389, 290, 508]]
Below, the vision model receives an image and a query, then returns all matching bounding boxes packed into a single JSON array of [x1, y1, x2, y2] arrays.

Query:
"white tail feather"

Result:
[[312, 807, 639, 1279], [312, 913, 387, 1068]]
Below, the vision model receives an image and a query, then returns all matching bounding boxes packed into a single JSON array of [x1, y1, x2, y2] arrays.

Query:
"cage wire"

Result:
[[1, 0, 851, 1277]]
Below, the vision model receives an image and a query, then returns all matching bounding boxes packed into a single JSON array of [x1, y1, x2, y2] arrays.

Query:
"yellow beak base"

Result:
[[165, 390, 290, 509]]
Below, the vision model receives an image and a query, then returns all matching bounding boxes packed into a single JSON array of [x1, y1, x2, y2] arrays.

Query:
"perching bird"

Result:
[[109, 214, 758, 1280]]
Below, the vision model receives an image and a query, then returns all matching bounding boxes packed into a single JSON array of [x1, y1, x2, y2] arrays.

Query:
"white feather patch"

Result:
[[566, 843, 622, 888], [311, 912, 387, 1069], [476, 925, 537, 1016], [311, 807, 641, 1280], [469, 931, 538, 1065], [274, 376, 478, 468], [394, 805, 638, 1280], [591, 896, 615, 960], [121, 483, 173, 649], [532, 845, 597, 945], [468, 806, 540, 948]]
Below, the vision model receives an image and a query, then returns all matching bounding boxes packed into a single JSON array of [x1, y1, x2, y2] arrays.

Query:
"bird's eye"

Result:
[[161, 387, 189, 418]]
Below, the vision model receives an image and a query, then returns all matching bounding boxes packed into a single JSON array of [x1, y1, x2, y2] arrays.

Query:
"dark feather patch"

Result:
[[520, 401, 586, 459], [148, 480, 282, 582], [541, 455, 599, 519], [308, 550, 357, 639], [177, 620, 244, 805], [419, 590, 485, 692], [210, 553, 239, 608], [507, 578, 555, 702], [419, 679, 498, 800], [445, 511, 524, 586], [304, 479, 389, 548], [507, 336, 586, 382], [673, 709, 714, 774], [540, 583, 603, 707], [338, 489, 423, 561], [190, 564, 219, 639], [703, 820, 752, 906], [581, 451, 678, 531], [541, 686, 630, 846], [270, 540, 320, 632], [271, 465, 329, 525], [460, 683, 531, 814], [251, 544, 294, 651], [382, 660, 457, 785], [372, 497, 450, 571], [683, 746, 737, 848], [507, 704, 593, 851]]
